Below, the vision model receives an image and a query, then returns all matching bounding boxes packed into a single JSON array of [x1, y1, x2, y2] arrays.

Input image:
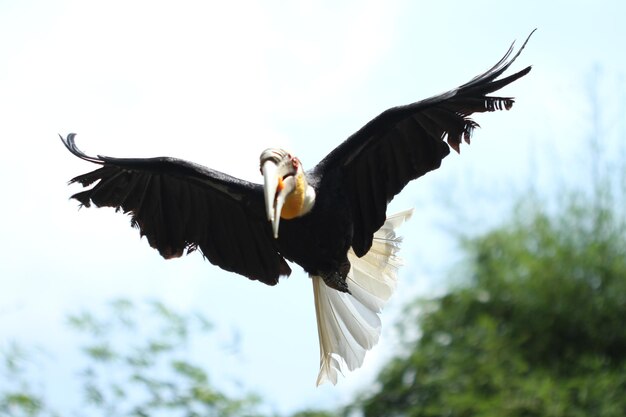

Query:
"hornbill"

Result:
[[61, 32, 533, 385]]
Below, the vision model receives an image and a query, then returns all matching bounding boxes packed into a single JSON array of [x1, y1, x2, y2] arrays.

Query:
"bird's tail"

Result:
[[312, 209, 413, 386]]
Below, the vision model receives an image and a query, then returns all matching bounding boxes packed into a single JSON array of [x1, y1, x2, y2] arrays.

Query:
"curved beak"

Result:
[[262, 160, 280, 222], [261, 160, 296, 238]]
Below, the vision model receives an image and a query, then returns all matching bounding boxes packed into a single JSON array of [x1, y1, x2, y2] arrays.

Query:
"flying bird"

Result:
[[61, 32, 533, 385]]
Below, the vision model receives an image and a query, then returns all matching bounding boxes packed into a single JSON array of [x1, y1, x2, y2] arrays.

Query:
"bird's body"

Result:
[[61, 32, 534, 384], [278, 172, 352, 283]]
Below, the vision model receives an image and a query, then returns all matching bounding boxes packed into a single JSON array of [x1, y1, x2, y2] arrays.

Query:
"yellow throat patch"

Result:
[[280, 172, 307, 219]]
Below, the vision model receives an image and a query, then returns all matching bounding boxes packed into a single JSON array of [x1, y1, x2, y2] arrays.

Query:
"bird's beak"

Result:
[[262, 160, 296, 238], [262, 160, 279, 222]]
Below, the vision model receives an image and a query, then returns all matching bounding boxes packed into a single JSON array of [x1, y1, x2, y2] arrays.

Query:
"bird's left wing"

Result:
[[61, 133, 291, 285], [313, 32, 533, 257]]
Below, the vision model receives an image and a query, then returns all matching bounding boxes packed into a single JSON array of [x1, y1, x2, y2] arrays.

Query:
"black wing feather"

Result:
[[315, 31, 534, 257], [62, 133, 291, 285]]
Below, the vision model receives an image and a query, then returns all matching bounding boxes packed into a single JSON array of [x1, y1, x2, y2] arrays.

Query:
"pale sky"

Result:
[[1, 0, 625, 414]]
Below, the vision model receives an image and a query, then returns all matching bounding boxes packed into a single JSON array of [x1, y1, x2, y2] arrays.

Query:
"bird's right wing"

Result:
[[61, 133, 291, 285]]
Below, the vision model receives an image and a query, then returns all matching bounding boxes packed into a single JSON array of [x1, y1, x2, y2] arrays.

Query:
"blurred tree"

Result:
[[352, 192, 626, 417], [1, 299, 265, 417], [0, 342, 53, 417], [290, 411, 339, 417]]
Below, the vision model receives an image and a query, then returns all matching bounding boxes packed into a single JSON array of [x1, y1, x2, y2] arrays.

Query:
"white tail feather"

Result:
[[313, 209, 413, 386]]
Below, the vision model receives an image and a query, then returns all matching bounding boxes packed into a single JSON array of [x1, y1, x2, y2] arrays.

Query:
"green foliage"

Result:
[[353, 195, 626, 417], [65, 299, 263, 417], [0, 342, 55, 417], [1, 300, 264, 417], [290, 411, 340, 417]]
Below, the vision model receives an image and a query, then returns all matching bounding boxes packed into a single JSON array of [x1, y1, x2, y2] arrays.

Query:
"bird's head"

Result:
[[260, 148, 315, 238]]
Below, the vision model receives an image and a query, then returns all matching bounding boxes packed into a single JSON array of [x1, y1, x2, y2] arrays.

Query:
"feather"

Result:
[[313, 209, 413, 385]]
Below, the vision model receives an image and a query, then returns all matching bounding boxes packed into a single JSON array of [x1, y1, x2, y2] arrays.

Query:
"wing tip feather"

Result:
[[59, 133, 105, 165]]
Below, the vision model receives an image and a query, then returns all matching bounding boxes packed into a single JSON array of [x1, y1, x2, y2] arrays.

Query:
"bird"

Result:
[[60, 32, 533, 385]]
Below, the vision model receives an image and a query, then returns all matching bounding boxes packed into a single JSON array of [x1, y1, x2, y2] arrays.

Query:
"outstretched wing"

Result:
[[61, 133, 291, 285], [314, 31, 534, 257]]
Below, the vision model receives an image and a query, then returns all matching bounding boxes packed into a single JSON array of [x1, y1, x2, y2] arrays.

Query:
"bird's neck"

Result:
[[281, 172, 315, 219]]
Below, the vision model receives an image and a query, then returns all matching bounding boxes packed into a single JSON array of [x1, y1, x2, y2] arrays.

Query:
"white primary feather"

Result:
[[313, 209, 413, 386]]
